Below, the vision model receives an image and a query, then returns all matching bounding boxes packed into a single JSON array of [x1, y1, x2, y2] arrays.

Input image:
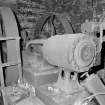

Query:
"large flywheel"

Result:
[[0, 7, 22, 86]]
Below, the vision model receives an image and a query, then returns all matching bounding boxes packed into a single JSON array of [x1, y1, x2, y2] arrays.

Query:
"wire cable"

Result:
[[81, 92, 105, 104]]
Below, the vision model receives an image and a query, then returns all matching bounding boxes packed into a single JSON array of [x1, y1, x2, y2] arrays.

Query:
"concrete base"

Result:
[[23, 67, 59, 88], [35, 84, 88, 105], [16, 96, 45, 105]]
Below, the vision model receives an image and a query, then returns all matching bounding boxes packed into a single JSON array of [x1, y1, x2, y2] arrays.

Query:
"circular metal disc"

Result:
[[0, 7, 20, 85]]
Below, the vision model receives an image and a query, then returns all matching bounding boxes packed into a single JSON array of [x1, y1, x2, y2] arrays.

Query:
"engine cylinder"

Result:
[[42, 33, 96, 72]]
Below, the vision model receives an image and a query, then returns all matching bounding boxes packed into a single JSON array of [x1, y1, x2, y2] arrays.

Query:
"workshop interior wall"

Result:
[[0, 0, 104, 40], [16, 0, 103, 39]]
